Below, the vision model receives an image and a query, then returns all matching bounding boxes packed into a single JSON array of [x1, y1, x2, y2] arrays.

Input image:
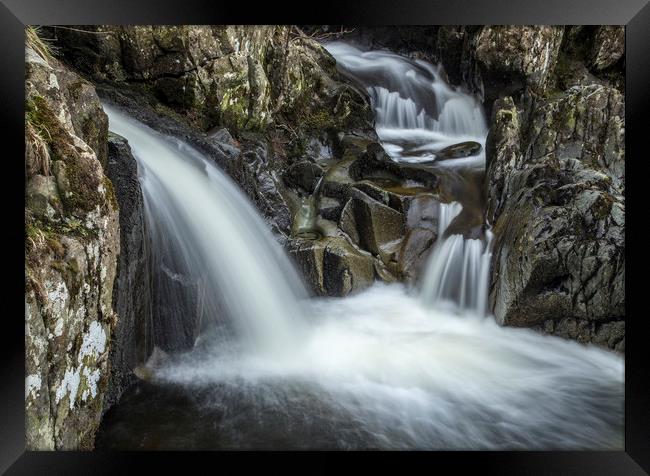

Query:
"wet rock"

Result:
[[534, 319, 625, 350], [336, 131, 377, 156], [528, 84, 624, 193], [436, 26, 471, 86], [404, 194, 439, 231], [338, 191, 405, 265], [443, 209, 485, 240], [436, 141, 482, 160], [103, 133, 152, 411], [485, 94, 624, 349], [485, 96, 522, 223], [322, 237, 377, 296], [283, 160, 324, 195], [396, 227, 437, 281], [349, 143, 438, 188], [207, 127, 236, 146], [96, 84, 237, 169], [318, 196, 344, 221], [473, 26, 564, 105], [225, 133, 293, 236], [289, 236, 378, 296], [26, 175, 61, 219], [56, 68, 110, 166], [353, 181, 405, 212], [206, 128, 240, 160]]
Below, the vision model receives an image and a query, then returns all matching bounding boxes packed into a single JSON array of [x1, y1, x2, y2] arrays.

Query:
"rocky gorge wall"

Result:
[[465, 26, 625, 349], [44, 25, 443, 298]]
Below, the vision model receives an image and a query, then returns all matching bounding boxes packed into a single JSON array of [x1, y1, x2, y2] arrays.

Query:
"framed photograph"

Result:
[[3, 0, 648, 473]]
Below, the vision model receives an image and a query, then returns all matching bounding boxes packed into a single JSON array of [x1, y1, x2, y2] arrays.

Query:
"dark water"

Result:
[[97, 373, 624, 451]]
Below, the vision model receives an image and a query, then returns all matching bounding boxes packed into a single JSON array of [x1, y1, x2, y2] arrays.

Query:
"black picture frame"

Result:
[[2, 0, 648, 473]]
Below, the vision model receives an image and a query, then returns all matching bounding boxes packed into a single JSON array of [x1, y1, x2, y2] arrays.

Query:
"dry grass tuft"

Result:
[[26, 119, 52, 176], [25, 26, 57, 62]]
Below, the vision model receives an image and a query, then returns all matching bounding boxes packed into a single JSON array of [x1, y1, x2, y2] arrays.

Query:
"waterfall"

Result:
[[420, 202, 493, 316], [104, 105, 307, 357]]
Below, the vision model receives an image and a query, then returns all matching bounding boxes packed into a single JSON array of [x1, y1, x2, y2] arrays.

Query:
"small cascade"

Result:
[[419, 202, 493, 316], [325, 42, 488, 164], [326, 42, 493, 316]]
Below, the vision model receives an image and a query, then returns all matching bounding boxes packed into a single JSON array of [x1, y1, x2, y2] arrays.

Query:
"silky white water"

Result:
[[420, 202, 494, 316], [100, 48, 623, 449], [104, 105, 308, 356], [324, 42, 488, 165]]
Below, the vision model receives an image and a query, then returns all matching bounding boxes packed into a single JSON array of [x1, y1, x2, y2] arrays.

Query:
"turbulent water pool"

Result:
[[97, 41, 624, 451], [97, 284, 623, 450]]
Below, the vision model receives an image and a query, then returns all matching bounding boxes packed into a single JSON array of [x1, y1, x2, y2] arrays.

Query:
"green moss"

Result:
[[25, 96, 103, 213], [566, 110, 576, 131], [26, 95, 56, 145], [304, 109, 337, 131], [27, 216, 98, 249], [26, 95, 80, 164], [102, 176, 118, 211], [62, 153, 103, 213], [219, 84, 255, 132]]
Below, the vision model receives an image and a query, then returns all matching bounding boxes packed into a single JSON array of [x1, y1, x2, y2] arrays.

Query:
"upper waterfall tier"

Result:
[[325, 42, 488, 164]]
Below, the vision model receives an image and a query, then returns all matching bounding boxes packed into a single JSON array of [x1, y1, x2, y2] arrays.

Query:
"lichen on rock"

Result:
[[25, 35, 119, 449]]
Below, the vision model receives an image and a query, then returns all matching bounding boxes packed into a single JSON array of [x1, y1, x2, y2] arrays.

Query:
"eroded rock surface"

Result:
[[486, 88, 624, 350], [25, 44, 119, 449]]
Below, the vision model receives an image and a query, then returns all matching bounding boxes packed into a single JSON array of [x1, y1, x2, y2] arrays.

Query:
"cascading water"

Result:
[[324, 41, 493, 316], [98, 45, 623, 451], [420, 202, 494, 316], [103, 105, 308, 357], [324, 42, 487, 164]]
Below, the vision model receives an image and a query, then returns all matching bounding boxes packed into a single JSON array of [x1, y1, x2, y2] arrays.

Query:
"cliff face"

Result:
[[25, 38, 119, 449], [487, 89, 624, 349], [479, 27, 625, 350], [102, 132, 151, 411]]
